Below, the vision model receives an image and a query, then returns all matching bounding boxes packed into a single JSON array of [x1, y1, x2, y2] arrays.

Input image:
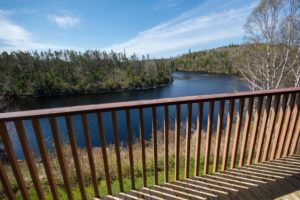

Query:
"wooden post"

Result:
[[164, 106, 169, 182], [32, 118, 59, 200], [262, 95, 280, 161], [204, 101, 214, 175], [194, 102, 203, 176], [247, 96, 263, 165], [96, 113, 112, 195], [185, 103, 192, 178], [49, 117, 74, 200], [111, 111, 124, 192], [254, 95, 272, 163], [175, 104, 181, 180], [222, 99, 234, 171], [213, 100, 224, 172], [139, 108, 147, 187], [126, 109, 135, 189], [239, 97, 254, 167], [230, 98, 244, 169]]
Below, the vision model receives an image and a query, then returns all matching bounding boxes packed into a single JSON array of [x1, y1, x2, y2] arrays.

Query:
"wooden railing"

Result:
[[0, 87, 300, 200]]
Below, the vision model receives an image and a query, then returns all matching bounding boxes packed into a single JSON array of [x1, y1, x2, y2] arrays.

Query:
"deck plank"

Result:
[[105, 155, 300, 200]]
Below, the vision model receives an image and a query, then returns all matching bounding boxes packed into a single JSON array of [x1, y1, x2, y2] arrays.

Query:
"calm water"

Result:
[[5, 72, 249, 159]]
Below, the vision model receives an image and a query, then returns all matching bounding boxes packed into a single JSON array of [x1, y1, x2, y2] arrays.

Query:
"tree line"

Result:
[[0, 50, 172, 98], [161, 44, 241, 74], [1, 0, 299, 104]]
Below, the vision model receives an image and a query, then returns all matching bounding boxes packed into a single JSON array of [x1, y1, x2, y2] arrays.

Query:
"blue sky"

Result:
[[0, 0, 257, 57]]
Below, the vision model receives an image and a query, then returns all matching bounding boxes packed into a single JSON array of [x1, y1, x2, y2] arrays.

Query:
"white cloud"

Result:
[[104, 2, 254, 57], [48, 14, 80, 28], [0, 10, 64, 51]]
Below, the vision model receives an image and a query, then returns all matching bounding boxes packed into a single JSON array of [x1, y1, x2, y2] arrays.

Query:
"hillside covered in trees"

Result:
[[5, 43, 296, 103], [162, 44, 242, 74], [0, 50, 172, 98]]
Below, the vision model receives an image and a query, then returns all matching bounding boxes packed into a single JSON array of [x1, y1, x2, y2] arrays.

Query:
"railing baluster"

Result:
[[262, 95, 280, 161], [204, 101, 214, 175], [194, 102, 203, 176], [290, 116, 300, 155], [0, 158, 16, 200], [255, 95, 272, 163], [49, 117, 74, 200], [239, 97, 254, 167], [14, 120, 45, 200], [276, 93, 296, 158], [213, 100, 224, 173], [284, 94, 300, 156], [0, 122, 29, 200], [138, 108, 147, 187], [152, 107, 158, 185], [270, 94, 288, 160], [175, 104, 181, 180], [32, 118, 59, 200], [126, 109, 135, 189], [185, 103, 192, 178], [221, 99, 234, 171], [111, 111, 124, 192], [230, 98, 244, 169], [164, 106, 169, 182], [1, 88, 300, 200], [96, 113, 112, 195], [65, 116, 87, 199], [247, 96, 263, 165], [81, 114, 100, 197]]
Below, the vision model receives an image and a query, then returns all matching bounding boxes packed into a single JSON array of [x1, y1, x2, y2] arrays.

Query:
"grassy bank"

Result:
[[0, 129, 231, 199]]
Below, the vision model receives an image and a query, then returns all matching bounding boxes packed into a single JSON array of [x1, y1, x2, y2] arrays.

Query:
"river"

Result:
[[4, 71, 250, 159]]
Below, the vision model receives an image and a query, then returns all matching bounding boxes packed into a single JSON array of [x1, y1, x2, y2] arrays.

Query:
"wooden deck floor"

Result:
[[103, 154, 300, 200]]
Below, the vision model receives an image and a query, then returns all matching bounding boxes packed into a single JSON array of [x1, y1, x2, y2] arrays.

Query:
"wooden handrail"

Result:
[[1, 87, 300, 121]]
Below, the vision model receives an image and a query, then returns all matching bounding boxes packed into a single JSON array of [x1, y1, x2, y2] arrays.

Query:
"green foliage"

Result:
[[0, 45, 245, 101], [0, 50, 172, 97], [156, 45, 242, 74]]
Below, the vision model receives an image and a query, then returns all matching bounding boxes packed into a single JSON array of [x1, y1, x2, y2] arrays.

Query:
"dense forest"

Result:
[[0, 50, 172, 99], [162, 44, 241, 74], [0, 46, 242, 101]]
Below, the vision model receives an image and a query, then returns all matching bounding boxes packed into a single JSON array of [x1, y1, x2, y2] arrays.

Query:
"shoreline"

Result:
[[6, 80, 173, 99]]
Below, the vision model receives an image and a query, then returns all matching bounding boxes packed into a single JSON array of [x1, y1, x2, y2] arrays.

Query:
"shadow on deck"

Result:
[[105, 155, 300, 200]]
